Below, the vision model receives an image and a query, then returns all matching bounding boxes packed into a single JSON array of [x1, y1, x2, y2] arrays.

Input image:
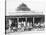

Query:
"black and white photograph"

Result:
[[4, 0, 45, 35]]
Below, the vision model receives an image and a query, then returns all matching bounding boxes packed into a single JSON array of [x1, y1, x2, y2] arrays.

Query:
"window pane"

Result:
[[19, 18, 26, 22], [34, 17, 42, 23], [27, 17, 33, 23]]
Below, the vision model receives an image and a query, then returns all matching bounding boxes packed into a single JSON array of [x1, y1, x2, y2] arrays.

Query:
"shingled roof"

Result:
[[16, 3, 30, 11]]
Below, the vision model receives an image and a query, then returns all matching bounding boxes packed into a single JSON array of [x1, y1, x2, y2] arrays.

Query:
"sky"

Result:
[[6, 0, 46, 15]]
